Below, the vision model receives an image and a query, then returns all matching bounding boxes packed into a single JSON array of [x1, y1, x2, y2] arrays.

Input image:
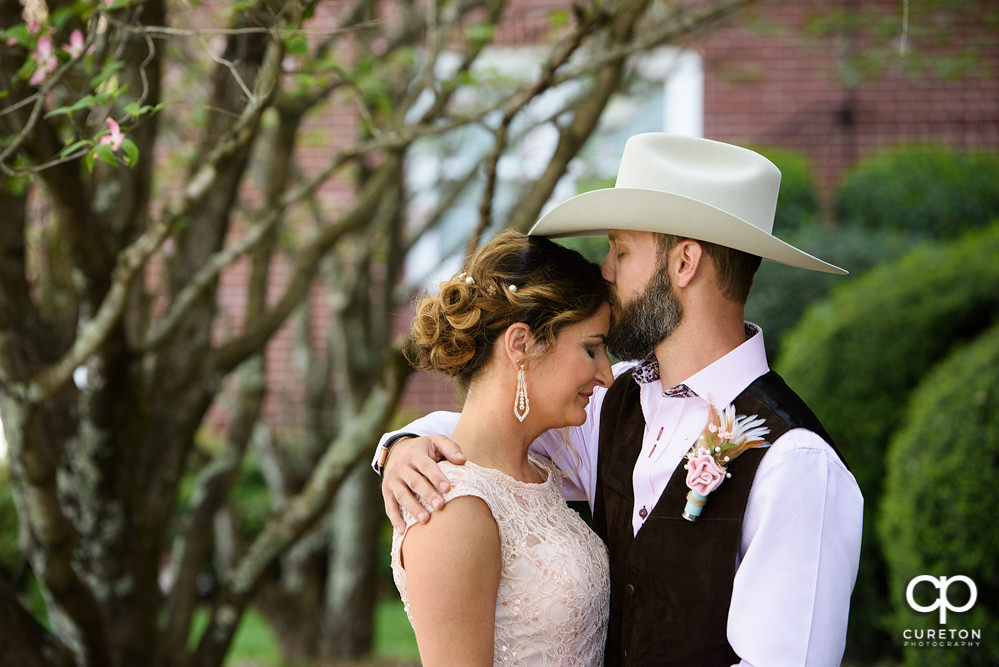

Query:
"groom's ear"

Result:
[[502, 322, 532, 365], [672, 239, 703, 288]]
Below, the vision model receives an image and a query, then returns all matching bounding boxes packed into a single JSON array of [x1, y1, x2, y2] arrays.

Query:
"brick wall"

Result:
[[701, 0, 999, 207]]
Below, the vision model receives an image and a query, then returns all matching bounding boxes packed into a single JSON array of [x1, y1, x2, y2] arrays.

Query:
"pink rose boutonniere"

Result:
[[682, 404, 771, 522]]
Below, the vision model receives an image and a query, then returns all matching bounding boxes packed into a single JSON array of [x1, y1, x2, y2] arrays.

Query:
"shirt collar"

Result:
[[631, 322, 770, 407], [631, 355, 662, 385]]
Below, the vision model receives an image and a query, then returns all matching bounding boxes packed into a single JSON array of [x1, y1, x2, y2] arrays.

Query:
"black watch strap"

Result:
[[373, 432, 418, 476]]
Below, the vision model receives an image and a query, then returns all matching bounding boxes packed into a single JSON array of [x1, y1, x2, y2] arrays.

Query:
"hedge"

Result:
[[879, 322, 999, 666], [746, 225, 917, 361], [836, 144, 999, 239], [755, 146, 821, 232], [554, 235, 610, 266], [775, 223, 999, 659]]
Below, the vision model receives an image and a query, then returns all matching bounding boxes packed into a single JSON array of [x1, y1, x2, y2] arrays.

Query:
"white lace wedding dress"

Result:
[[391, 453, 610, 666]]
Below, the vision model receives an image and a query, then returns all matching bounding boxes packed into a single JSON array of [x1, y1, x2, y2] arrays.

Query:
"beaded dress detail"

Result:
[[391, 453, 610, 666]]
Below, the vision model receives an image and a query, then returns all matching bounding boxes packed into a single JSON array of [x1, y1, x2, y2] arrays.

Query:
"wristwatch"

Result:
[[373, 432, 418, 476]]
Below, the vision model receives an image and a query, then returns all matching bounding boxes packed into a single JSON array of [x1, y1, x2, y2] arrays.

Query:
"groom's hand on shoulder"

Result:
[[381, 435, 467, 534]]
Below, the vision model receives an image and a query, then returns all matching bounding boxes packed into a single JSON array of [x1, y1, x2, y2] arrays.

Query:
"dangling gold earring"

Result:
[[514, 363, 530, 422]]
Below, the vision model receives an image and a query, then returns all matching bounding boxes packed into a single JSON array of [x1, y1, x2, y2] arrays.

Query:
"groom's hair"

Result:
[[656, 233, 761, 304]]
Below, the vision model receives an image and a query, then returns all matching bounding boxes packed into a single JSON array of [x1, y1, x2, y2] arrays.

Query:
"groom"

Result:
[[375, 133, 863, 666]]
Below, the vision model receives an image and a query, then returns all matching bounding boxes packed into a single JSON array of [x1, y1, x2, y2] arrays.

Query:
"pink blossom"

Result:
[[98, 117, 124, 152], [6, 37, 16, 47], [29, 36, 58, 86], [64, 29, 89, 59], [685, 453, 726, 497]]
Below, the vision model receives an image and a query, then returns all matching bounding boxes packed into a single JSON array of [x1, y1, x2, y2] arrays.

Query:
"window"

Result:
[[403, 46, 703, 286]]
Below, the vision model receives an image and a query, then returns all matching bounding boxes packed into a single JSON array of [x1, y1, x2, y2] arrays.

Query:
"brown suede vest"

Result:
[[592, 370, 842, 667]]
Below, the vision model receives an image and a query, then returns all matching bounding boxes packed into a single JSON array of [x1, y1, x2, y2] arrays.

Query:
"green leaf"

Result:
[[60, 139, 92, 158], [2, 25, 30, 47], [125, 101, 169, 119], [121, 138, 139, 166], [549, 9, 569, 29], [50, 6, 78, 30], [90, 60, 125, 89], [5, 172, 31, 196], [85, 149, 96, 173], [454, 70, 476, 88], [93, 143, 117, 168], [44, 94, 97, 118], [284, 33, 309, 56], [464, 24, 496, 46], [15, 59, 34, 82]]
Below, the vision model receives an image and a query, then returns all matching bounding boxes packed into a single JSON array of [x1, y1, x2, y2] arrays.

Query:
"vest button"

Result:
[[625, 583, 635, 596]]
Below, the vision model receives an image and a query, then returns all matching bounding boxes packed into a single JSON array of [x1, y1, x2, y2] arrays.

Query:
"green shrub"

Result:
[[879, 323, 999, 666], [746, 225, 917, 361], [554, 235, 609, 266], [836, 144, 999, 238], [775, 224, 999, 659], [755, 146, 821, 232]]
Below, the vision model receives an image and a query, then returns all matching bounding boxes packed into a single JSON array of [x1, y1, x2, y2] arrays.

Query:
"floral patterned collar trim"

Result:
[[631, 355, 662, 385]]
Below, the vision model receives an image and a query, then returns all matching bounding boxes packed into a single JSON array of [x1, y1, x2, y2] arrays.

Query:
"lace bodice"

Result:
[[391, 453, 610, 666]]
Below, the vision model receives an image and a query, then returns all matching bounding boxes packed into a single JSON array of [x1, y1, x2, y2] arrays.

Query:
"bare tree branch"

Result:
[[212, 154, 402, 375], [17, 31, 284, 402], [157, 357, 265, 667]]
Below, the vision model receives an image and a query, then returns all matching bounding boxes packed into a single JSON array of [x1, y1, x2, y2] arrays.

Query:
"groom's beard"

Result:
[[607, 268, 683, 362]]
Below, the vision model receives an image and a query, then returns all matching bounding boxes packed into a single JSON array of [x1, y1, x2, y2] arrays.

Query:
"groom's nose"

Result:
[[600, 253, 615, 283]]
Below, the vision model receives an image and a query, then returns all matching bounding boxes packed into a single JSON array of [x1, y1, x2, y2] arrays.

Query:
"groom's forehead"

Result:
[[608, 229, 653, 245]]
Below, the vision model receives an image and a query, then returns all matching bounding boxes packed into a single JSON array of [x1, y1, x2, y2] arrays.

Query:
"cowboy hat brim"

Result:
[[529, 187, 847, 275]]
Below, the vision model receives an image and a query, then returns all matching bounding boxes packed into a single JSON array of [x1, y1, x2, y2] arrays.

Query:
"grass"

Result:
[[190, 607, 284, 666], [372, 597, 418, 660], [190, 596, 419, 666]]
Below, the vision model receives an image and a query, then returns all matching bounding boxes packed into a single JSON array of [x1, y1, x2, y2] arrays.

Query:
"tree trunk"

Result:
[[255, 547, 325, 662], [0, 576, 75, 666], [321, 461, 383, 659]]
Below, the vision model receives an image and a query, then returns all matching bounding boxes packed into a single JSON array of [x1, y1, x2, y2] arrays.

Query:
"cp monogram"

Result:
[[905, 575, 977, 624]]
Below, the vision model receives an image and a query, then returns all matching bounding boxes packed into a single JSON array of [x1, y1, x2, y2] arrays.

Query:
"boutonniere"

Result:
[[682, 404, 770, 522]]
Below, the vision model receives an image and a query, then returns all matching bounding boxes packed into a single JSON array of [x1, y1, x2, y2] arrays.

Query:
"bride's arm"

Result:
[[401, 495, 500, 666]]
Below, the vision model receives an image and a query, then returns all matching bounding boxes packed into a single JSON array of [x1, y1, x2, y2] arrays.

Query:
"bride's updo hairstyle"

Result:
[[408, 230, 609, 390]]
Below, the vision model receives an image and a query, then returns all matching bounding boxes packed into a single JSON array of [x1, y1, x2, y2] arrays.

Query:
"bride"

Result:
[[389, 231, 613, 666]]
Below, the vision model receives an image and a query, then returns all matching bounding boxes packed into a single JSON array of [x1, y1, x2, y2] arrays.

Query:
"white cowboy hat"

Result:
[[529, 133, 847, 274]]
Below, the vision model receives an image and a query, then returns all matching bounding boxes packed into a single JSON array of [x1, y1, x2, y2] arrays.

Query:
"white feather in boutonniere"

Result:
[[682, 404, 771, 521]]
